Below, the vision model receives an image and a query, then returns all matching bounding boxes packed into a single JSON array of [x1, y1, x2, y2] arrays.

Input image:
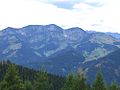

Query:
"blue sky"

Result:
[[39, 0, 104, 9], [0, 0, 120, 33], [39, 0, 82, 9]]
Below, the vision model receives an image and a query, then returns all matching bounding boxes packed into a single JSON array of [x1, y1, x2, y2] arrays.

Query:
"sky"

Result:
[[0, 0, 120, 33]]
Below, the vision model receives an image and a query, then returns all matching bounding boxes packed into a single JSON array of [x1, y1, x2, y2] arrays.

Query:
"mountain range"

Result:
[[0, 24, 120, 84]]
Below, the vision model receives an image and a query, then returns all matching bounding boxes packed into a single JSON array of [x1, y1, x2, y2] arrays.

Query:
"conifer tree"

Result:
[[0, 64, 25, 90], [109, 82, 119, 90], [92, 72, 106, 90], [61, 71, 76, 90], [75, 69, 88, 90], [34, 67, 51, 90], [24, 80, 33, 90]]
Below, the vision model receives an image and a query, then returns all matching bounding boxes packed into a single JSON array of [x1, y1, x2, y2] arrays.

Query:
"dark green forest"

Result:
[[0, 61, 119, 90]]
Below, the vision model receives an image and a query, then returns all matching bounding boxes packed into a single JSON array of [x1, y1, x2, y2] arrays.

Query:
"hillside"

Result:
[[84, 49, 120, 84]]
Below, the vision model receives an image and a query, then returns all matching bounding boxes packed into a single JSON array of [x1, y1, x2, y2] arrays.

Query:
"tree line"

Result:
[[0, 61, 119, 90]]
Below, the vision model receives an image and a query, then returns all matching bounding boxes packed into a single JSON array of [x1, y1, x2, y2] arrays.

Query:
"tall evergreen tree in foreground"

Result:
[[75, 70, 88, 90], [62, 71, 76, 90], [62, 70, 88, 90], [109, 82, 120, 90], [92, 72, 106, 90], [34, 67, 51, 90], [0, 64, 25, 90], [24, 80, 33, 90]]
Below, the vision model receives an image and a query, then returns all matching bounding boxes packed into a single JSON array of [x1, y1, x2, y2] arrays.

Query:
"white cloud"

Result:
[[0, 0, 120, 33], [84, 0, 107, 4], [72, 0, 120, 33]]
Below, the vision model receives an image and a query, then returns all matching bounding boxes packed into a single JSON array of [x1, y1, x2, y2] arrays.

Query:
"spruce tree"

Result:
[[109, 82, 119, 90], [92, 72, 106, 90], [34, 67, 51, 90], [24, 80, 33, 90], [75, 70, 88, 90], [61, 71, 76, 90], [0, 64, 25, 90]]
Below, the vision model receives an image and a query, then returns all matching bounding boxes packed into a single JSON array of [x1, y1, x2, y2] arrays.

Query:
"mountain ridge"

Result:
[[0, 24, 120, 84], [0, 24, 119, 63]]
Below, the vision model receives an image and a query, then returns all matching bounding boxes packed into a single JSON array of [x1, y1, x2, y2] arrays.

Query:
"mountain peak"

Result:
[[45, 24, 60, 27], [4, 27, 17, 30], [44, 24, 63, 31], [2, 27, 18, 33], [67, 27, 85, 32], [21, 25, 43, 29]]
